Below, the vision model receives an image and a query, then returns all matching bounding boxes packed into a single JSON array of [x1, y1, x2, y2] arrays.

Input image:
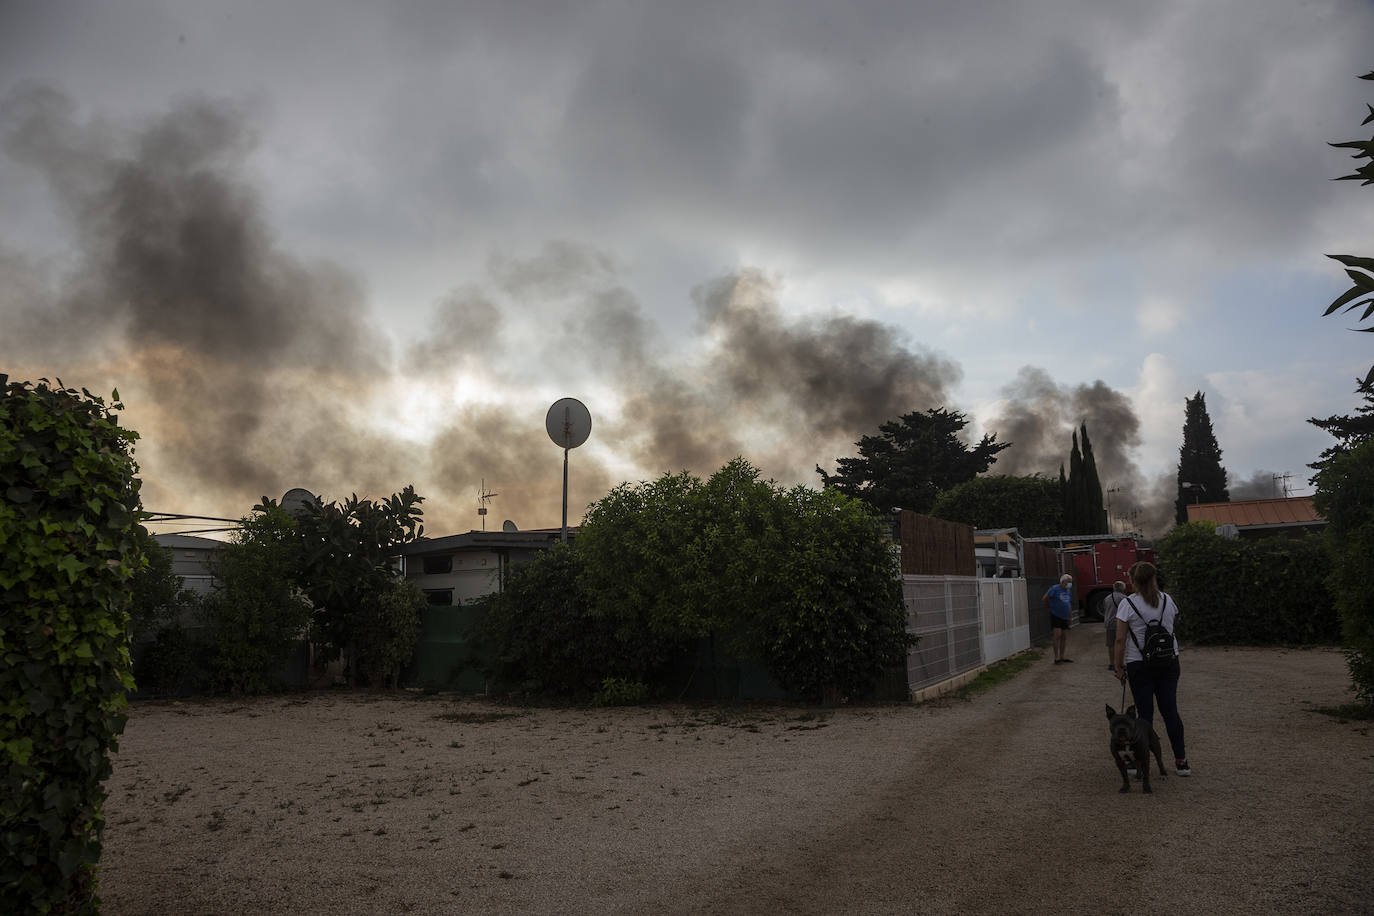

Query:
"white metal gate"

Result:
[[903, 575, 982, 692], [978, 578, 1031, 664]]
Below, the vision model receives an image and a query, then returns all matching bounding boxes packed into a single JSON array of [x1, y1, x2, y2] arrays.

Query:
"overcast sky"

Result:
[[2, 0, 1372, 536]]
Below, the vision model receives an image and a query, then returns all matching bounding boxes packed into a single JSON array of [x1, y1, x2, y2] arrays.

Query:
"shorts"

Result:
[[1050, 615, 1070, 630]]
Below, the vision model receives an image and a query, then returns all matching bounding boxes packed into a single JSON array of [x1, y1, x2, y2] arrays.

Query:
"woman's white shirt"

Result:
[[1115, 593, 1179, 664]]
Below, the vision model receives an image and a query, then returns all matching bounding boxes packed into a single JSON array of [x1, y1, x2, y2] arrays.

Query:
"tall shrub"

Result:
[[128, 528, 200, 696], [292, 487, 425, 686], [575, 457, 910, 701], [736, 483, 908, 700], [1, 379, 143, 913], [199, 507, 312, 695], [478, 544, 620, 696], [1314, 440, 1374, 705], [1159, 521, 1336, 645]]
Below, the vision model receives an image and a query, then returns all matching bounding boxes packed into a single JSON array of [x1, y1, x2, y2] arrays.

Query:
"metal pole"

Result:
[[561, 446, 569, 543]]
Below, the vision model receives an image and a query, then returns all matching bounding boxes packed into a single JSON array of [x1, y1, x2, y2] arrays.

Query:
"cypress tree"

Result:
[[1081, 423, 1106, 534], [1058, 464, 1068, 530], [1066, 431, 1086, 532], [1175, 391, 1230, 525]]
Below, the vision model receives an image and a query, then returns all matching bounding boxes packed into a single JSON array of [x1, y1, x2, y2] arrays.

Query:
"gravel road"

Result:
[[99, 626, 1373, 915]]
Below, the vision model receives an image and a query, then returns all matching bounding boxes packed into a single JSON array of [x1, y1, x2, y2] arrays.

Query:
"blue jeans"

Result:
[[1125, 658, 1186, 761]]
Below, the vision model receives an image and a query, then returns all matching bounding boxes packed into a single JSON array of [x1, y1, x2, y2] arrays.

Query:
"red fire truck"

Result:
[[1025, 534, 1158, 620]]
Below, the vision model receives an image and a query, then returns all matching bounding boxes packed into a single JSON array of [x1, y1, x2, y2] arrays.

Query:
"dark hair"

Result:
[[1129, 561, 1160, 606]]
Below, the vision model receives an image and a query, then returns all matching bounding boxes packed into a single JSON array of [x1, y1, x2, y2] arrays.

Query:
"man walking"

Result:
[[1104, 581, 1127, 668], [1043, 574, 1074, 664]]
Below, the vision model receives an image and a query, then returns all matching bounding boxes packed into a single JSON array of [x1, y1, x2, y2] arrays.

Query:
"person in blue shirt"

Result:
[[1042, 574, 1074, 664]]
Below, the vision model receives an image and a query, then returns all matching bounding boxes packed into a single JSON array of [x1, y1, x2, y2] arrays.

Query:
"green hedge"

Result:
[[1314, 439, 1374, 705], [485, 459, 910, 703], [1, 380, 143, 913], [1158, 522, 1338, 645]]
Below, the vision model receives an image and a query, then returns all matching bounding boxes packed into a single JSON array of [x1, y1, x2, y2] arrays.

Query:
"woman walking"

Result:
[[1113, 561, 1191, 776]]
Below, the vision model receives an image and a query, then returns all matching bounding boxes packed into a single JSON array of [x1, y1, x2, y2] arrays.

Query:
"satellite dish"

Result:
[[546, 397, 592, 450], [546, 398, 592, 543], [281, 487, 319, 518], [502, 520, 518, 533]]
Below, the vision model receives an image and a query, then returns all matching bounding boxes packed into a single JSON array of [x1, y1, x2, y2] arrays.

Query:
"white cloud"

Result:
[[1136, 296, 1185, 337]]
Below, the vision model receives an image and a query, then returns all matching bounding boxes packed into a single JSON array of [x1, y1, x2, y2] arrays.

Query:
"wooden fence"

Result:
[[897, 511, 975, 576], [1023, 539, 1060, 578]]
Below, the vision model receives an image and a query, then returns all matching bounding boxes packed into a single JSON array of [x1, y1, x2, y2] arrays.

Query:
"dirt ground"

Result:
[[98, 626, 1373, 915]]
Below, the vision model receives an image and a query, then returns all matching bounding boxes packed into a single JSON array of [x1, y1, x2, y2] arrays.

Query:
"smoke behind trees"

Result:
[[1230, 469, 1287, 500], [0, 86, 412, 520], [985, 367, 1176, 535], [2, 89, 1179, 535]]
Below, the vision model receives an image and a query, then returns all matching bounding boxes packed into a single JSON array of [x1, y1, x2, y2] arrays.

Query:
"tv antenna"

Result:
[[1273, 472, 1292, 498], [546, 397, 592, 543], [478, 479, 498, 530]]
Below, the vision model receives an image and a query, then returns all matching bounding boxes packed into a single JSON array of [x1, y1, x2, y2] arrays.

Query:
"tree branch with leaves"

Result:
[[1323, 71, 1374, 386]]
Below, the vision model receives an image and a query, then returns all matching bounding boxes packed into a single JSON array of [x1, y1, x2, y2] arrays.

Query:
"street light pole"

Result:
[[1106, 487, 1121, 533]]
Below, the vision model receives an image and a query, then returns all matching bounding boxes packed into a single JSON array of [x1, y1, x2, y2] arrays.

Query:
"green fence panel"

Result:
[[404, 604, 495, 692]]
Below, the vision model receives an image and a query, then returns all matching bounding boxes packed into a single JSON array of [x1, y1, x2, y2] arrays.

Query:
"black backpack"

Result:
[[1124, 595, 1177, 670]]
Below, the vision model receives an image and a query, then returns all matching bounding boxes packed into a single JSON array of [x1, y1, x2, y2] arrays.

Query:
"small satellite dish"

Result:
[[502, 520, 518, 533], [281, 487, 319, 518], [545, 397, 592, 450]]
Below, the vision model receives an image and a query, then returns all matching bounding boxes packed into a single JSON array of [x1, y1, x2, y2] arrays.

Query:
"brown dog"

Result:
[[1106, 704, 1167, 793]]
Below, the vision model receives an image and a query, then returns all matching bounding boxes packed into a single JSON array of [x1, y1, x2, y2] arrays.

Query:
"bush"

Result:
[[1, 379, 143, 913], [1158, 521, 1337, 645], [1314, 440, 1374, 705], [292, 487, 425, 686], [199, 507, 313, 695], [128, 529, 202, 696], [736, 484, 909, 700], [577, 458, 910, 701], [479, 544, 634, 697], [352, 578, 425, 689], [591, 677, 650, 707], [930, 474, 1064, 536]]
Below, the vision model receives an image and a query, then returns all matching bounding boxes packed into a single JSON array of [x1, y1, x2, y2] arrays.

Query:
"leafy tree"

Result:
[[128, 527, 187, 635], [1314, 440, 1374, 705], [1309, 383, 1374, 474], [575, 469, 709, 674], [1081, 424, 1106, 533], [1321, 71, 1374, 386], [291, 487, 425, 686], [480, 544, 619, 696], [198, 506, 313, 695], [740, 482, 909, 700], [1, 379, 143, 913], [1061, 424, 1106, 533], [351, 578, 426, 690], [1175, 391, 1230, 525], [568, 458, 910, 700], [930, 474, 1064, 536], [1065, 429, 1087, 531], [816, 408, 1008, 514], [128, 527, 200, 696]]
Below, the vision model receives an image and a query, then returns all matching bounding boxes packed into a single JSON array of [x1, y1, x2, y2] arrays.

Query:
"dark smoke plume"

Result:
[[419, 259, 961, 528], [1229, 469, 1287, 500], [983, 366, 1181, 535], [0, 91, 975, 533], [1, 86, 407, 516]]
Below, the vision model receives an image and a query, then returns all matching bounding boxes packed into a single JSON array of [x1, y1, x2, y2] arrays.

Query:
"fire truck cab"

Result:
[[1024, 534, 1158, 620]]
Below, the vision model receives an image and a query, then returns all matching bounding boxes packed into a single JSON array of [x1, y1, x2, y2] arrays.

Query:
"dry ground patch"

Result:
[[100, 628, 1373, 915]]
